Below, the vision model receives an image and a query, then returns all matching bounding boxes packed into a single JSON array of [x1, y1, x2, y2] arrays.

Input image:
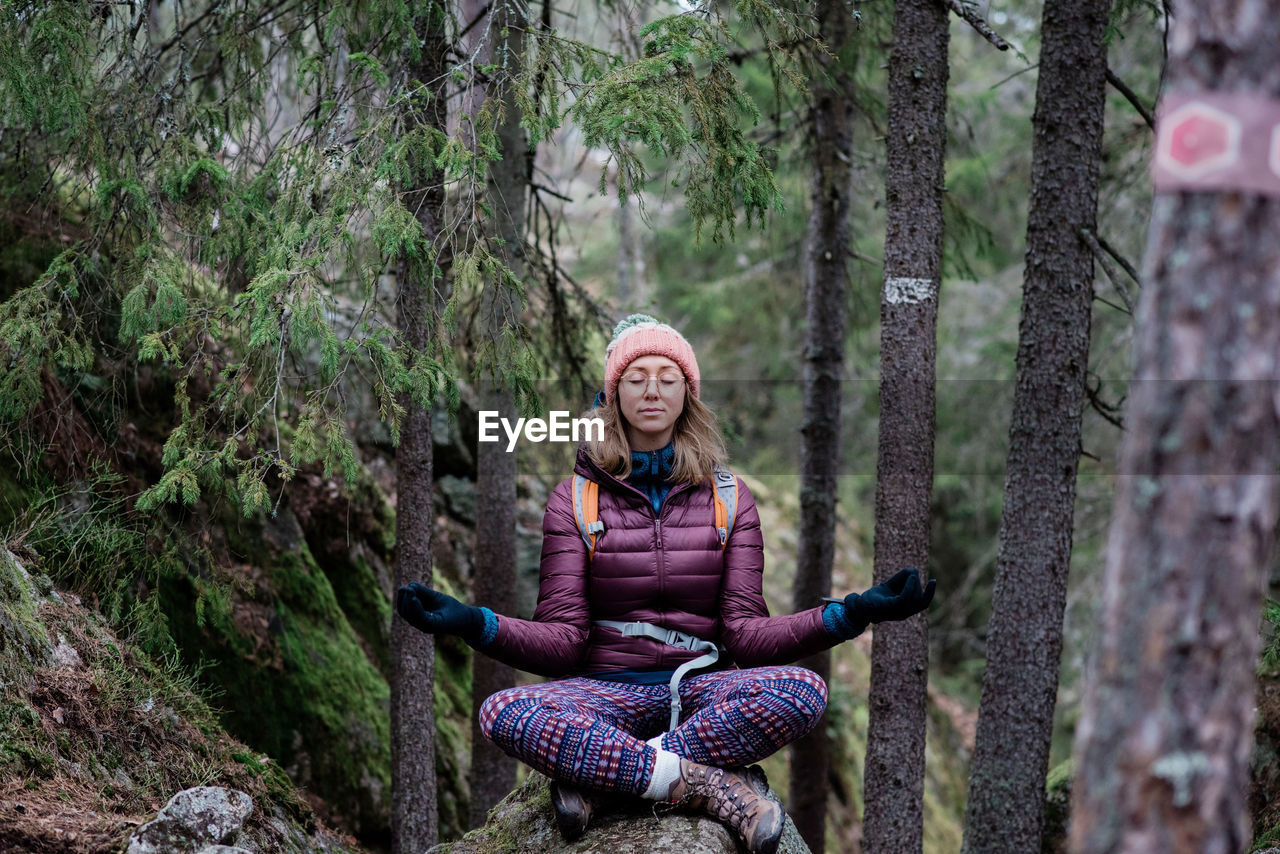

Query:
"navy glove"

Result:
[[396, 582, 488, 647], [845, 568, 936, 626]]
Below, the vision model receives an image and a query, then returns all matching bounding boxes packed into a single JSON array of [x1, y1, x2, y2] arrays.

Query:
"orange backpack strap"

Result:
[[572, 474, 606, 560], [711, 465, 738, 549]]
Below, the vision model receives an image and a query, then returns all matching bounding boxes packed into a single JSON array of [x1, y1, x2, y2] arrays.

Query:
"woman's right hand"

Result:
[[396, 581, 486, 645]]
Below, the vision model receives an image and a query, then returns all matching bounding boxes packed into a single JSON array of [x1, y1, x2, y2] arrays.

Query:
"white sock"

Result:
[[641, 735, 683, 800]]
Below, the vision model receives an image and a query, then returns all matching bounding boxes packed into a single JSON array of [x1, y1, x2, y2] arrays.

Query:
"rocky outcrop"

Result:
[[428, 773, 812, 854], [0, 550, 358, 854], [126, 787, 254, 854]]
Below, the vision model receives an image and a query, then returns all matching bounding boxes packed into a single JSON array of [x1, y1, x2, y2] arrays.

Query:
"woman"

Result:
[[397, 314, 935, 854]]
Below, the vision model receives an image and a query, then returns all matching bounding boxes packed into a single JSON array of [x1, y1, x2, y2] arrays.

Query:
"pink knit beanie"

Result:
[[603, 314, 700, 404]]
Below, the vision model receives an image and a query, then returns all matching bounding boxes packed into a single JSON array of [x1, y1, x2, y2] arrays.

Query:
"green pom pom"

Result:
[[611, 313, 660, 340]]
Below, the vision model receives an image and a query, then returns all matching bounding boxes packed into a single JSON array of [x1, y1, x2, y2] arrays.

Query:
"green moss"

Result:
[[327, 548, 392, 674], [0, 550, 51, 685], [0, 702, 53, 776], [460, 775, 550, 853], [296, 467, 396, 676], [159, 536, 392, 837], [233, 748, 304, 810], [1042, 759, 1073, 854], [1254, 823, 1280, 851]]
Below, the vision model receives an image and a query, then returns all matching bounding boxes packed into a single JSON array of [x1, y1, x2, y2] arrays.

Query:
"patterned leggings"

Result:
[[478, 665, 828, 796]]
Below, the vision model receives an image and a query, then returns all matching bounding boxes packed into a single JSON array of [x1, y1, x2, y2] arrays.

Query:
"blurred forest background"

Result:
[[1, 0, 1277, 853]]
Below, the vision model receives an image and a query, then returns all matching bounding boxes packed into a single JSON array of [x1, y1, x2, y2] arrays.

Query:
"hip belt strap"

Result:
[[594, 620, 722, 731]]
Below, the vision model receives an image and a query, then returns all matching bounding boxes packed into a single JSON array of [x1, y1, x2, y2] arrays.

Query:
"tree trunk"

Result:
[[616, 192, 637, 309], [1068, 3, 1280, 851], [958, 0, 1110, 851], [468, 378, 518, 827], [789, 0, 854, 847], [860, 1, 947, 853], [392, 6, 451, 852], [467, 0, 528, 825]]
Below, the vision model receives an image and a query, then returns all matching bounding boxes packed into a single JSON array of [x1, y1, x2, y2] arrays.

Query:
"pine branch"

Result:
[[727, 38, 808, 65], [1095, 232, 1142, 286], [1085, 371, 1125, 430], [532, 183, 572, 202], [156, 2, 222, 57], [1081, 228, 1134, 315], [1106, 67, 1155, 130], [937, 0, 1010, 51], [847, 247, 883, 266]]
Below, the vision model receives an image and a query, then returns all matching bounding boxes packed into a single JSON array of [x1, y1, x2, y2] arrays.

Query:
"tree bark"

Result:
[[467, 0, 527, 826], [789, 0, 854, 847], [959, 0, 1110, 850], [392, 6, 451, 852], [860, 1, 947, 852], [1068, 3, 1280, 851], [468, 379, 518, 828]]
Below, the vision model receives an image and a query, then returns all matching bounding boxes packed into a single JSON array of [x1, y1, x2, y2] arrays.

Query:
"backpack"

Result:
[[570, 465, 739, 561]]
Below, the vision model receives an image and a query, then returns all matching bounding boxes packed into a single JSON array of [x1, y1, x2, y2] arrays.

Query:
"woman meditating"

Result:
[[396, 314, 935, 854]]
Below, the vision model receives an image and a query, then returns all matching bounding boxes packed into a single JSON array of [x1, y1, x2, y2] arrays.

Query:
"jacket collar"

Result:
[[574, 443, 694, 507], [628, 441, 675, 482]]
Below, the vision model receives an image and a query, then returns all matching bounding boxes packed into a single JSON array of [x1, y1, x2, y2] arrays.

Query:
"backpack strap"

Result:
[[575, 468, 735, 558], [594, 620, 722, 731], [572, 474, 606, 560], [711, 465, 738, 549]]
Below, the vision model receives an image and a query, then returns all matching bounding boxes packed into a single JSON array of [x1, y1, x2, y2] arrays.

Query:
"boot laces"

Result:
[[684, 766, 765, 831]]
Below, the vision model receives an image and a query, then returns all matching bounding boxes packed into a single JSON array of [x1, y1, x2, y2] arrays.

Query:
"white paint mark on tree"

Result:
[[884, 277, 937, 305]]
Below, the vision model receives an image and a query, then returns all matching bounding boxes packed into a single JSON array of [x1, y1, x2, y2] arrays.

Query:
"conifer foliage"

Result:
[[0, 0, 802, 513], [0, 0, 814, 845]]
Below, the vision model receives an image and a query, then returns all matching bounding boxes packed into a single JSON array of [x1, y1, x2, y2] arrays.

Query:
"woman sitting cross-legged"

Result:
[[396, 314, 935, 854]]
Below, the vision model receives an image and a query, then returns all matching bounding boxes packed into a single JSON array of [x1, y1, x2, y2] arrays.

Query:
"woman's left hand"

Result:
[[844, 568, 936, 625]]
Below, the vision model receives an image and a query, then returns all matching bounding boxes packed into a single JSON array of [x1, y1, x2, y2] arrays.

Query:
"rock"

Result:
[[0, 550, 53, 685], [428, 773, 811, 854], [52, 634, 83, 668], [438, 475, 477, 524], [127, 787, 254, 854]]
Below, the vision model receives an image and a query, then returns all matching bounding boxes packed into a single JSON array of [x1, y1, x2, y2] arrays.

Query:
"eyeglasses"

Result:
[[620, 370, 685, 396]]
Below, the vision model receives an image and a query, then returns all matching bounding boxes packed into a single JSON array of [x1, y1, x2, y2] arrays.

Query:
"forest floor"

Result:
[[0, 553, 359, 854]]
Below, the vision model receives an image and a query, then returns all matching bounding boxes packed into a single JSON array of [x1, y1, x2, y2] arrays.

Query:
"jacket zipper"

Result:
[[655, 518, 664, 598]]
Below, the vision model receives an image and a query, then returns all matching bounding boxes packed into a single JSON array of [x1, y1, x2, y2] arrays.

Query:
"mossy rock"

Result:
[[430, 772, 812, 854], [0, 550, 358, 854], [0, 549, 52, 687], [158, 511, 392, 843]]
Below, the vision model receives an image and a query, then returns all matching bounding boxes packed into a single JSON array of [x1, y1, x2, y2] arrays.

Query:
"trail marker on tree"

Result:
[[1157, 103, 1240, 177], [1153, 93, 1280, 195]]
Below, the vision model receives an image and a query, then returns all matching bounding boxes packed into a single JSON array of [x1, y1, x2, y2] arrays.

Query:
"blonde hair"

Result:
[[585, 388, 728, 484]]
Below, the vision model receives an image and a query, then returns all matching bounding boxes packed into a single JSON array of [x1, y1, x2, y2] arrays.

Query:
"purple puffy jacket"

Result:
[[484, 445, 837, 676]]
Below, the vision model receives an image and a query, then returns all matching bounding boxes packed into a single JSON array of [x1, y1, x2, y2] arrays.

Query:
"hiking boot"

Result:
[[732, 763, 771, 798], [550, 780, 594, 841], [665, 759, 785, 854]]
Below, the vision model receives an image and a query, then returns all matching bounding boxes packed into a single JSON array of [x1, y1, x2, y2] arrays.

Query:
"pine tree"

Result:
[[789, 0, 856, 846], [861, 0, 949, 849], [960, 0, 1111, 848], [1068, 2, 1280, 850], [468, 0, 531, 824], [390, 3, 452, 848]]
